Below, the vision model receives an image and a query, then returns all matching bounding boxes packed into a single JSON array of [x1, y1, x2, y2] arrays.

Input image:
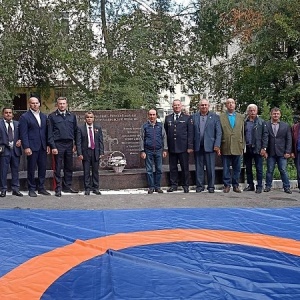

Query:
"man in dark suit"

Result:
[[164, 99, 194, 193], [192, 99, 222, 193], [243, 104, 268, 194], [264, 107, 292, 194], [48, 97, 78, 197], [0, 108, 23, 197], [76, 111, 104, 195], [19, 97, 51, 197]]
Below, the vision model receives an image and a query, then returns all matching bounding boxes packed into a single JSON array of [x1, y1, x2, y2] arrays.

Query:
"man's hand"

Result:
[[52, 148, 58, 155], [24, 148, 32, 156], [140, 152, 146, 159]]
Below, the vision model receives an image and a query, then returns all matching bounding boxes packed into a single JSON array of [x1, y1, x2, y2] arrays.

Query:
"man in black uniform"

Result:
[[164, 99, 194, 193], [48, 97, 78, 197]]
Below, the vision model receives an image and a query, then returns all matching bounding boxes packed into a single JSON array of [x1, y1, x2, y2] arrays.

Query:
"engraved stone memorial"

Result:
[[74, 109, 148, 169]]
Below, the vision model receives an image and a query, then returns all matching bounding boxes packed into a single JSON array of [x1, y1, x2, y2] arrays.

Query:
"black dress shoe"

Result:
[[0, 191, 6, 197], [12, 191, 23, 197], [284, 188, 292, 194], [148, 188, 154, 194], [264, 187, 271, 192], [63, 188, 78, 193], [28, 190, 37, 197], [243, 185, 255, 191], [196, 187, 204, 193], [183, 188, 189, 193], [55, 191, 62, 197], [255, 187, 262, 194], [93, 190, 101, 195], [84, 190, 90, 195], [155, 188, 164, 193], [167, 187, 177, 192], [38, 189, 51, 196], [208, 189, 215, 193]]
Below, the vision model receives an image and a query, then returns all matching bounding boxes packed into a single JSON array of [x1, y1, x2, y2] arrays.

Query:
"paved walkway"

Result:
[[0, 183, 299, 210]]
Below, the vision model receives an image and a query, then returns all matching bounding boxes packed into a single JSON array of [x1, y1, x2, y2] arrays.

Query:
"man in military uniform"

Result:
[[164, 99, 194, 193], [48, 97, 78, 197]]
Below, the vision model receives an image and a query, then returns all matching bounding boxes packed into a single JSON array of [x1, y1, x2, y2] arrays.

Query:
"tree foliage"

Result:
[[0, 0, 299, 113], [192, 0, 300, 113]]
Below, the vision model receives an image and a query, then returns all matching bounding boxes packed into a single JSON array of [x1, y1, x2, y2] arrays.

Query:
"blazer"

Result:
[[244, 116, 268, 154], [164, 113, 194, 153], [220, 112, 245, 155], [192, 111, 222, 152], [291, 122, 300, 157], [19, 110, 48, 151], [0, 119, 22, 157], [76, 124, 104, 160], [266, 121, 292, 157]]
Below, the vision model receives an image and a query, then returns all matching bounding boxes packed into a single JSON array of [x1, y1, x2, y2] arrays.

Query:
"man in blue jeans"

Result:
[[243, 104, 268, 193], [220, 98, 245, 193], [140, 109, 168, 194], [264, 107, 292, 194]]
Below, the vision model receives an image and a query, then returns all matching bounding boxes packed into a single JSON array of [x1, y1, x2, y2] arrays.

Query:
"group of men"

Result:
[[0, 97, 104, 197], [140, 98, 300, 194]]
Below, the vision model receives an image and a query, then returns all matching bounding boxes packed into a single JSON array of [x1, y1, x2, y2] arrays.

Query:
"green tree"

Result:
[[191, 0, 300, 113], [0, 0, 191, 110]]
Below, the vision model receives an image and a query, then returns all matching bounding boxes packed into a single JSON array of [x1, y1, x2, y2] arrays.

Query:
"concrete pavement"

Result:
[[0, 183, 299, 210]]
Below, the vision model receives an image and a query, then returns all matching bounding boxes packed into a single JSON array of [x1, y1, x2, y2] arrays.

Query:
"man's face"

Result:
[[85, 114, 94, 125], [29, 98, 40, 112], [57, 99, 67, 112], [148, 110, 157, 123], [2, 109, 13, 121], [172, 101, 182, 114], [248, 107, 258, 119], [226, 99, 236, 113], [271, 110, 281, 122], [199, 101, 209, 115]]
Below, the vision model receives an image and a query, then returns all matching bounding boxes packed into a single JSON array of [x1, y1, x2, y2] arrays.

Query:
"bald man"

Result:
[[19, 97, 51, 197]]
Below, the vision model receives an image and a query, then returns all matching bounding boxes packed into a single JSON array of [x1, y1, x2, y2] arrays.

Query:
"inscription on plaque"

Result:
[[74, 109, 147, 169]]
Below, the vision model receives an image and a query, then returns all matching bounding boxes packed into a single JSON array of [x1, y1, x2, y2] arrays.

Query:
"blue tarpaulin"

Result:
[[0, 208, 300, 299]]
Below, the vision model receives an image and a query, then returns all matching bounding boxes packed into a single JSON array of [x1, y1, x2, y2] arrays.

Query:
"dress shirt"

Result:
[[30, 109, 41, 126]]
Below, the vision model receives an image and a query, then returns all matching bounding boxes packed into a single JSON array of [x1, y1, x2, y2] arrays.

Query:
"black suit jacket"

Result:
[[76, 124, 104, 160], [164, 113, 194, 153], [266, 121, 292, 156], [0, 119, 22, 157], [19, 110, 48, 151]]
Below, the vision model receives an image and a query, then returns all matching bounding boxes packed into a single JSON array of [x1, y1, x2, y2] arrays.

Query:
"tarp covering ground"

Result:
[[0, 208, 300, 299]]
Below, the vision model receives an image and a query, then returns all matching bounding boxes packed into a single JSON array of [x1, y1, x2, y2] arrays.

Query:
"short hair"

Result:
[[2, 107, 13, 113], [57, 96, 67, 102], [148, 108, 157, 115], [246, 104, 258, 113], [85, 111, 94, 118], [270, 107, 280, 114]]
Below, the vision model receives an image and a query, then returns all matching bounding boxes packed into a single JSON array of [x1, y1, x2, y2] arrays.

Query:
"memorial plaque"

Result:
[[74, 109, 148, 169]]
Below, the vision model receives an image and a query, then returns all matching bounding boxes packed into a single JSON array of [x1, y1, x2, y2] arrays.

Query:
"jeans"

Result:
[[145, 149, 163, 189], [244, 147, 263, 188], [222, 155, 242, 187], [295, 152, 300, 189], [265, 156, 290, 189]]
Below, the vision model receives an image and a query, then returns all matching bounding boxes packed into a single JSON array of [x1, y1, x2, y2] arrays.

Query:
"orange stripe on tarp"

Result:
[[1, 228, 300, 299]]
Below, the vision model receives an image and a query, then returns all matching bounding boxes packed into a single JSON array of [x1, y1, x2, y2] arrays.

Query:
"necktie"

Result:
[[273, 124, 278, 136], [175, 114, 179, 120], [7, 121, 13, 142], [89, 126, 95, 149]]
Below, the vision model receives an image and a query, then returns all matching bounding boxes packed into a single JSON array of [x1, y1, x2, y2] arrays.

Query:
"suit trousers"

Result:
[[27, 148, 47, 191], [169, 152, 190, 188], [0, 149, 20, 192], [82, 149, 100, 190], [53, 140, 74, 191], [194, 150, 216, 190]]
